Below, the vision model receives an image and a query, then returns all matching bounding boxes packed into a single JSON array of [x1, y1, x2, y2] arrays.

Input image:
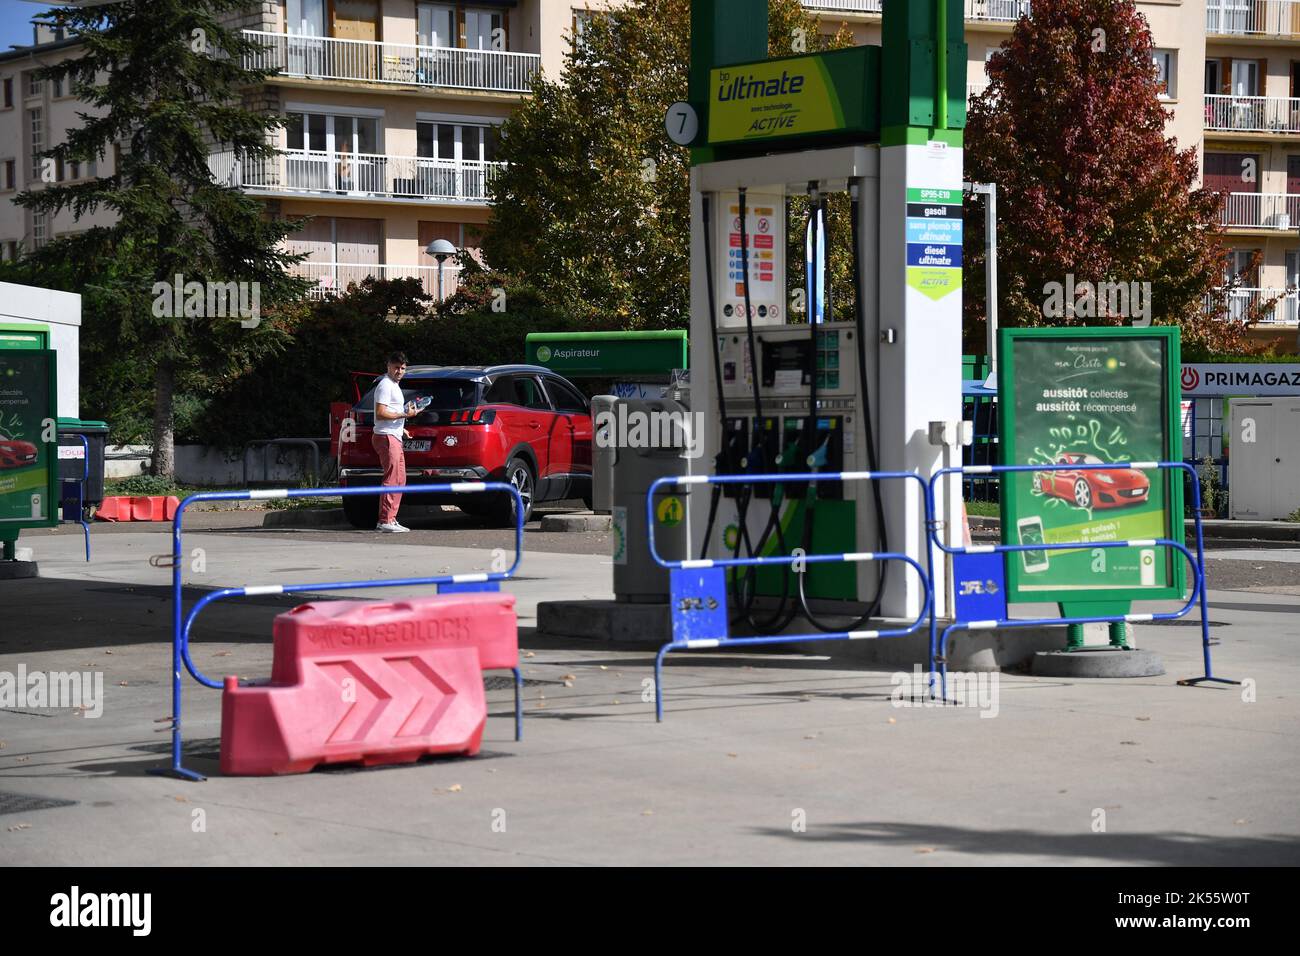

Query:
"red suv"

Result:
[[331, 365, 593, 528]]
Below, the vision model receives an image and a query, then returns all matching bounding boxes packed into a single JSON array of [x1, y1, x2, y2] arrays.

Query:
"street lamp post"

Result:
[[425, 238, 457, 302]]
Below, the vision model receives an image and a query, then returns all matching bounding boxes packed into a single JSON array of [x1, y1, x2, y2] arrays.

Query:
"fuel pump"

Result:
[[695, 164, 883, 628], [683, 0, 967, 626]]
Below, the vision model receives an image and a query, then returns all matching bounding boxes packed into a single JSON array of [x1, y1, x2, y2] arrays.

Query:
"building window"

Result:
[[572, 9, 592, 50], [28, 108, 43, 176], [52, 74, 63, 98], [416, 121, 498, 200], [463, 8, 504, 50], [32, 211, 48, 249], [417, 2, 457, 48], [27, 71, 42, 97], [286, 0, 326, 36], [1152, 49, 1175, 99], [2, 78, 12, 109], [2, 159, 14, 190]]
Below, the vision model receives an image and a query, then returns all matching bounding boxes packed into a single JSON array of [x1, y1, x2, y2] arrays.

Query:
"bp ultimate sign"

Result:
[[707, 46, 881, 146], [998, 327, 1185, 619]]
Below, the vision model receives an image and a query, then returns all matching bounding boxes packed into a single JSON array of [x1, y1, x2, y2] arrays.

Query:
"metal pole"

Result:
[[964, 181, 999, 388], [984, 183, 997, 386], [935, 0, 948, 129], [437, 261, 445, 302]]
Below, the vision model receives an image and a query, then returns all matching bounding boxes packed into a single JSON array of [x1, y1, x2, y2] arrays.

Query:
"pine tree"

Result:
[[14, 1, 308, 475]]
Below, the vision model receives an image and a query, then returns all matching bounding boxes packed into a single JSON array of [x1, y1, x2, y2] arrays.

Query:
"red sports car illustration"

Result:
[[0, 431, 38, 470], [1033, 452, 1149, 510]]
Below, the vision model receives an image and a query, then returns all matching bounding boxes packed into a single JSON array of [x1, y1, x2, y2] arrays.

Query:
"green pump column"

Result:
[[688, 0, 767, 166], [875, 0, 967, 619]]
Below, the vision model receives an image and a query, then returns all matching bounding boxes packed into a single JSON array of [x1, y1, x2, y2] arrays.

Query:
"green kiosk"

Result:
[[0, 325, 59, 578]]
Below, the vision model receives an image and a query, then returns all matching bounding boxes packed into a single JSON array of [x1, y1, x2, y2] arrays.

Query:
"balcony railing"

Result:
[[1205, 94, 1300, 133], [1205, 286, 1298, 324], [1206, 0, 1300, 37], [210, 149, 504, 204], [1218, 192, 1300, 229], [291, 261, 463, 301], [800, 0, 1030, 19], [800, 0, 882, 12], [241, 29, 540, 93], [964, 0, 1031, 21]]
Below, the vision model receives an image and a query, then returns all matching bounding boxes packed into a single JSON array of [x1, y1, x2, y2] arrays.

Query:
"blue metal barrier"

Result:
[[153, 481, 526, 781], [60, 434, 91, 562], [926, 461, 1239, 701], [646, 470, 935, 721]]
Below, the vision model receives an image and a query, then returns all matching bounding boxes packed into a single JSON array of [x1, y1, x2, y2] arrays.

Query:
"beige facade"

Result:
[[3, 1, 1298, 326], [0, 31, 116, 261], [0, 1, 617, 299], [807, 0, 1300, 330]]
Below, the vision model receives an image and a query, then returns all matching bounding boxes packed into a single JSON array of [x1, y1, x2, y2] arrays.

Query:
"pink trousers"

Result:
[[371, 434, 405, 524]]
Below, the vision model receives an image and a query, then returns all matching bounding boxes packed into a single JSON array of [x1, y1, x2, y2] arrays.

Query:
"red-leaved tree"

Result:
[[964, 0, 1258, 356]]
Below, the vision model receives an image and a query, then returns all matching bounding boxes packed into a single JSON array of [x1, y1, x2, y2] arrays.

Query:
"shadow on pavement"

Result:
[[747, 820, 1300, 865]]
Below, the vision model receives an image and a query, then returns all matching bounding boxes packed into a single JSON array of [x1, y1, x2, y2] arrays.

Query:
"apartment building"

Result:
[[0, 1, 612, 298], [1201, 0, 1300, 326], [0, 23, 116, 262], [3, 1, 1300, 327], [807, 0, 1300, 335]]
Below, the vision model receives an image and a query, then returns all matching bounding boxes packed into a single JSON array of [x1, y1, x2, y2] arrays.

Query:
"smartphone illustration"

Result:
[[1017, 516, 1050, 573]]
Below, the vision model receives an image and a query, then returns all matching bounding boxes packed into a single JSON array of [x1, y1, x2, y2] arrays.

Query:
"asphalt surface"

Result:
[[2, 521, 1297, 866]]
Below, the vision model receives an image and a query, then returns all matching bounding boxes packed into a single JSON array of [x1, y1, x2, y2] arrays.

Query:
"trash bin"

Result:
[[611, 398, 692, 603], [57, 418, 109, 519]]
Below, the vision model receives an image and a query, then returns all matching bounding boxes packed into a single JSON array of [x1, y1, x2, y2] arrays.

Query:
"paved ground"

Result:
[[2, 520, 1298, 866]]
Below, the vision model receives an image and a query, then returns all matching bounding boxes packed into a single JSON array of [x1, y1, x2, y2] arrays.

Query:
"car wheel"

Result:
[[342, 490, 380, 529], [1073, 479, 1092, 510], [490, 457, 534, 527]]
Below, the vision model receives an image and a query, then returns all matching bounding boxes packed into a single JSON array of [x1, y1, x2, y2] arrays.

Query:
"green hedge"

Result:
[[187, 276, 602, 447]]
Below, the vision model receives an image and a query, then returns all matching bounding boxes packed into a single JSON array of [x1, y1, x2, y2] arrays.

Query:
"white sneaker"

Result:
[[375, 522, 410, 533]]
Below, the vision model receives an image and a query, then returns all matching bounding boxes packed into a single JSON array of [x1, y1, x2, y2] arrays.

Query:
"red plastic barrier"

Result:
[[96, 496, 180, 522], [220, 593, 518, 775]]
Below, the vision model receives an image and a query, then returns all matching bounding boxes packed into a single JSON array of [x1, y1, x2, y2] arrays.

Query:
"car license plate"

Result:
[[403, 440, 430, 452]]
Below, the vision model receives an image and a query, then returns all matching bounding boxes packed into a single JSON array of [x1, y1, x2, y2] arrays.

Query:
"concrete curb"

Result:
[[538, 600, 669, 644], [540, 513, 611, 532], [537, 599, 1070, 670], [262, 508, 348, 529], [1032, 647, 1166, 678]]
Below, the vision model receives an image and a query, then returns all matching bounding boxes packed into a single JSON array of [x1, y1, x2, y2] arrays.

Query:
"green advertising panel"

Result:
[[998, 328, 1185, 612], [526, 331, 688, 378], [0, 347, 58, 533]]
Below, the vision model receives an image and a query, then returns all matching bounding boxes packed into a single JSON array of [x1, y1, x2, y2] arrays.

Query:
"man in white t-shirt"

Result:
[[372, 351, 418, 532]]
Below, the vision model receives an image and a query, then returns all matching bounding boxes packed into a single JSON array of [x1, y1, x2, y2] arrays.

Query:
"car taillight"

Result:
[[447, 408, 495, 425]]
